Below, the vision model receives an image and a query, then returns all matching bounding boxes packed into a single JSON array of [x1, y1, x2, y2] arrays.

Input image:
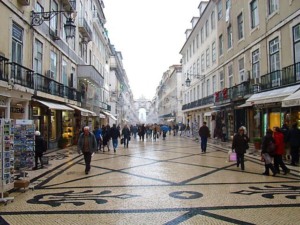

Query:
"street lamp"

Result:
[[185, 73, 205, 87], [31, 10, 76, 39]]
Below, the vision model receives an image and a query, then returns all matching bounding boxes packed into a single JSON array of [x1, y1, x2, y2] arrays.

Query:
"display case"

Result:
[[62, 112, 74, 146]]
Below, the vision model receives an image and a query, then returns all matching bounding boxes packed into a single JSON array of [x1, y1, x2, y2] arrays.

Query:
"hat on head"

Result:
[[35, 131, 41, 136]]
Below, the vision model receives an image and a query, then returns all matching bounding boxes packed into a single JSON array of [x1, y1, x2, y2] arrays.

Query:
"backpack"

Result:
[[267, 141, 275, 156]]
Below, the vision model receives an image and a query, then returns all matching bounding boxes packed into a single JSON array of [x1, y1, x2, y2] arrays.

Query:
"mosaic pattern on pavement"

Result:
[[0, 136, 299, 225]]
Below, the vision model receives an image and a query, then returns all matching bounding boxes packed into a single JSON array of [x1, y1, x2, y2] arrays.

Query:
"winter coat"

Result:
[[199, 125, 210, 138], [261, 133, 275, 154], [287, 127, 300, 147], [110, 127, 121, 139], [35, 135, 45, 157], [232, 133, 249, 154], [77, 132, 97, 153], [122, 127, 131, 138], [273, 131, 285, 155]]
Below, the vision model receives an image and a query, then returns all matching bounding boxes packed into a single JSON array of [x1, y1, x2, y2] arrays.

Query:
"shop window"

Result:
[[50, 110, 57, 140]]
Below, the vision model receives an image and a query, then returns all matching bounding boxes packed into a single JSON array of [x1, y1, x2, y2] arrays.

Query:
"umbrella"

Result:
[[161, 125, 169, 132]]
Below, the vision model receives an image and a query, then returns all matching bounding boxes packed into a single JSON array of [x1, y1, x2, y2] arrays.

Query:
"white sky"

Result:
[[104, 0, 200, 100]]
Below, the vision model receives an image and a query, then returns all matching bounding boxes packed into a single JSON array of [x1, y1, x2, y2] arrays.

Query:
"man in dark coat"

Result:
[[110, 124, 121, 152], [287, 123, 300, 166], [33, 131, 46, 170], [78, 126, 97, 174], [199, 122, 210, 153], [122, 124, 131, 148], [232, 127, 249, 170]]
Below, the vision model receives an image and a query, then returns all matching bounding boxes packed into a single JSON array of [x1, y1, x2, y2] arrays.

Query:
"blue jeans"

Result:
[[201, 137, 208, 152], [112, 138, 118, 150]]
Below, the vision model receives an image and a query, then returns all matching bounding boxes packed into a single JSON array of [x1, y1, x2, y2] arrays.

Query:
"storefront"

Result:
[[32, 99, 74, 149], [282, 89, 300, 128], [245, 85, 300, 136]]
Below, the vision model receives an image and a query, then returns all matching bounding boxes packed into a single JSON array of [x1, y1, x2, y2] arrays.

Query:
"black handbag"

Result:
[[121, 138, 124, 144]]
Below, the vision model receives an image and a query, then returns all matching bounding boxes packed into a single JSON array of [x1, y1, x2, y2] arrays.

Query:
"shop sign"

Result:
[[282, 99, 300, 107], [11, 107, 24, 113], [256, 102, 281, 108]]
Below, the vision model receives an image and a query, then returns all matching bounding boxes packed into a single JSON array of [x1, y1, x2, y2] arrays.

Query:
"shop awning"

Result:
[[36, 100, 74, 111], [237, 102, 253, 108], [204, 111, 212, 116], [99, 113, 106, 119], [67, 104, 97, 116], [282, 89, 300, 107], [245, 85, 300, 105], [102, 111, 117, 121]]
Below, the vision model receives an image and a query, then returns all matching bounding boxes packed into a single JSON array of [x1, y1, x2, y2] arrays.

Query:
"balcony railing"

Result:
[[78, 18, 93, 41], [282, 62, 300, 85], [260, 70, 282, 90], [7, 62, 34, 89], [0, 55, 9, 82], [35, 73, 81, 101], [182, 94, 214, 110]]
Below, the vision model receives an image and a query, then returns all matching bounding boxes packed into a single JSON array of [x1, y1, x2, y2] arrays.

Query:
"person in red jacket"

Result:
[[273, 127, 290, 175]]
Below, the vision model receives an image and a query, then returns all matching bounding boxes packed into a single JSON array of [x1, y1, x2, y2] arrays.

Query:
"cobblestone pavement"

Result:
[[1, 135, 299, 225]]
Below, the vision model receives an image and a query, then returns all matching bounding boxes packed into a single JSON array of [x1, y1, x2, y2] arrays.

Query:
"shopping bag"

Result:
[[228, 150, 237, 162]]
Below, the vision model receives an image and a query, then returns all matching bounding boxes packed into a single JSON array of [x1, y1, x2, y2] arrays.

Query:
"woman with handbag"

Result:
[[232, 127, 249, 171], [261, 129, 277, 176]]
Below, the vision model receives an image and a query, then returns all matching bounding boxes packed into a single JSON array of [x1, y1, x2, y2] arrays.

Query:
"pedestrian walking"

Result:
[[93, 126, 102, 152], [102, 125, 111, 152], [110, 124, 121, 152], [273, 127, 290, 174], [77, 126, 97, 174], [122, 124, 131, 148], [287, 123, 300, 166], [261, 129, 277, 176], [33, 131, 46, 170], [232, 127, 249, 171], [199, 122, 210, 153], [222, 123, 227, 142]]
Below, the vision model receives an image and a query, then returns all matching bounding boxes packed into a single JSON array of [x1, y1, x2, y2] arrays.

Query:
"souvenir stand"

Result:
[[0, 119, 14, 205], [12, 120, 35, 192]]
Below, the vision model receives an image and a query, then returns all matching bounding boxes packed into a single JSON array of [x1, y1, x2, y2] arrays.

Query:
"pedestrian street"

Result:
[[0, 135, 299, 225]]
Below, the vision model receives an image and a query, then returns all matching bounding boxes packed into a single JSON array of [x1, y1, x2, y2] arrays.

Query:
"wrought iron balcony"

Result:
[[0, 55, 9, 82], [282, 62, 300, 86], [93, 11, 104, 32], [260, 70, 282, 90], [230, 81, 251, 101], [35, 73, 80, 101], [7, 62, 34, 89], [182, 94, 214, 110], [78, 18, 93, 41]]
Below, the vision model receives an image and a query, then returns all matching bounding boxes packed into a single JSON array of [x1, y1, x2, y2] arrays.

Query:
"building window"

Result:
[[226, 0, 231, 9], [193, 87, 196, 102], [34, 39, 43, 74], [201, 82, 205, 98], [211, 11, 215, 30], [212, 75, 217, 93], [293, 24, 300, 63], [237, 13, 244, 40], [62, 60, 68, 86], [201, 27, 204, 43], [212, 42, 216, 63], [206, 79, 210, 96], [268, 0, 278, 15], [35, 2, 44, 12], [217, 0, 222, 20], [250, 0, 259, 29], [227, 24, 232, 49], [252, 49, 260, 79], [193, 63, 196, 76], [50, 51, 57, 80], [219, 71, 224, 90], [228, 64, 233, 87], [197, 85, 200, 100], [196, 34, 199, 49], [206, 20, 209, 37], [50, 0, 58, 35], [219, 34, 223, 56], [193, 40, 195, 54], [197, 58, 200, 75], [201, 54, 205, 72], [269, 37, 280, 72], [206, 48, 210, 68], [238, 58, 245, 82], [11, 23, 23, 65], [190, 45, 192, 57]]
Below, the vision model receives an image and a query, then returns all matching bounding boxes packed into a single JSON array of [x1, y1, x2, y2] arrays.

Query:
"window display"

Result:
[[62, 111, 73, 146]]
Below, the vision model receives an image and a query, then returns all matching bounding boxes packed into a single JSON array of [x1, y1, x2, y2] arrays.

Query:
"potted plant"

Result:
[[58, 136, 69, 149], [253, 137, 262, 150]]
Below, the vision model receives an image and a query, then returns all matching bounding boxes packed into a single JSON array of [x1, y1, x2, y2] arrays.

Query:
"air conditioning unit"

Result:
[[46, 70, 54, 79], [18, 0, 30, 6]]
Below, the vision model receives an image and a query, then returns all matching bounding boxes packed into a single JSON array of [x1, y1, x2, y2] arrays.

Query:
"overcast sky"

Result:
[[104, 0, 200, 100]]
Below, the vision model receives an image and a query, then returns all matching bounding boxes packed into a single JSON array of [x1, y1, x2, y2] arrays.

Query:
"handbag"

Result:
[[121, 138, 124, 144], [228, 150, 237, 162]]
